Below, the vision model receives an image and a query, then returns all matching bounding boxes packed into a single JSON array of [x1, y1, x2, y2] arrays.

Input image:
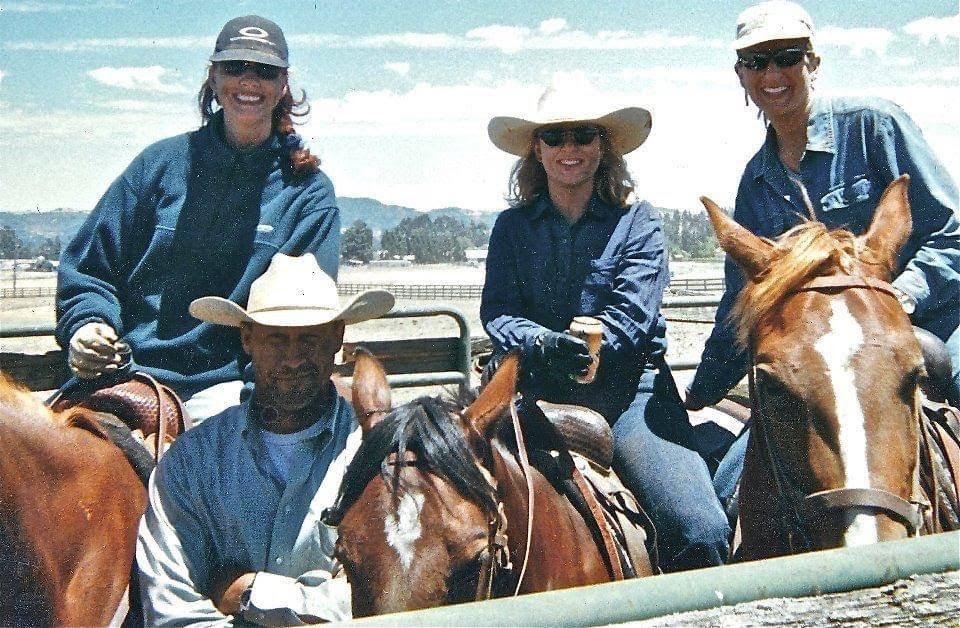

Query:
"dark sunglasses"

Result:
[[536, 125, 602, 147], [219, 60, 284, 80], [737, 47, 808, 72]]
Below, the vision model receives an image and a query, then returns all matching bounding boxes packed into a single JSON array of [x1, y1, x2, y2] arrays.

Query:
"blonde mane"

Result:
[[730, 221, 876, 348]]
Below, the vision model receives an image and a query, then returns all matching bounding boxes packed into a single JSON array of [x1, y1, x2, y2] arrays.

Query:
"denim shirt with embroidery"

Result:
[[690, 95, 960, 405]]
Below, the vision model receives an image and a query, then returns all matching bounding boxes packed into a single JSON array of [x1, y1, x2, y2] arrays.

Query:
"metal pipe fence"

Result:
[[1, 278, 725, 300]]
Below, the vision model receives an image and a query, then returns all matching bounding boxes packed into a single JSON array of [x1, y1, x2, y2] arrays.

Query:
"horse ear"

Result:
[[858, 175, 912, 276], [463, 352, 519, 436], [700, 196, 772, 279], [350, 347, 392, 436]]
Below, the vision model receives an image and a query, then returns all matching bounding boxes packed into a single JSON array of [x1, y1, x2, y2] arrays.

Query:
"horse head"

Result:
[[328, 351, 520, 616], [702, 175, 926, 552]]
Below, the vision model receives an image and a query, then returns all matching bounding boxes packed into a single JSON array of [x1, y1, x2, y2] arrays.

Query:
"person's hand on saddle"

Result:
[[68, 322, 128, 379], [535, 331, 593, 378]]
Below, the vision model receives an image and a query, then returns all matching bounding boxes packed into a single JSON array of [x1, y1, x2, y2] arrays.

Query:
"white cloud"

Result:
[[911, 67, 960, 82], [0, 1, 122, 11], [87, 66, 188, 94], [8, 23, 721, 55], [384, 62, 411, 76], [538, 18, 569, 35], [0, 70, 5, 86], [618, 66, 734, 86], [4, 36, 208, 52], [817, 26, 895, 57], [903, 14, 960, 45]]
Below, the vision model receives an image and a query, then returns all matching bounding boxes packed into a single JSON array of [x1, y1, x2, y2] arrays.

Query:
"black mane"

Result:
[[326, 392, 501, 525]]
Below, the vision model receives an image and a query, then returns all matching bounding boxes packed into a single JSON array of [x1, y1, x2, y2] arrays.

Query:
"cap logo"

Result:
[[231, 26, 276, 47]]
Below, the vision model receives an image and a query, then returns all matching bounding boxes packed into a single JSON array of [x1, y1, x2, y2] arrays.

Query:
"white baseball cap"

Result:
[[734, 1, 814, 51]]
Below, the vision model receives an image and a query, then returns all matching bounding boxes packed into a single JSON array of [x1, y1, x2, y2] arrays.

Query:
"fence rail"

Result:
[[1, 277, 725, 300]]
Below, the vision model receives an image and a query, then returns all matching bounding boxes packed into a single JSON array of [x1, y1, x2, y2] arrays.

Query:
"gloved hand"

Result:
[[68, 322, 126, 379], [535, 331, 592, 377]]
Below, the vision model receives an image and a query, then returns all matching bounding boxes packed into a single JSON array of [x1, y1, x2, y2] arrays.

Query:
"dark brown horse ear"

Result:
[[700, 195, 772, 279], [463, 351, 519, 436], [859, 175, 912, 276], [351, 347, 392, 436]]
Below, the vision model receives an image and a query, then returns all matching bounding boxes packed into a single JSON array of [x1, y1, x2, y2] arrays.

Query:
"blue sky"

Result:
[[1, 1, 957, 212]]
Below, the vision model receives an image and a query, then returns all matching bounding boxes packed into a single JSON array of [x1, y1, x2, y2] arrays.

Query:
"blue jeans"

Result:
[[610, 366, 737, 572]]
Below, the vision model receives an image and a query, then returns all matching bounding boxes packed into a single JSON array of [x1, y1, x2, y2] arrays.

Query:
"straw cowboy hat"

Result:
[[189, 253, 394, 327], [488, 84, 652, 157]]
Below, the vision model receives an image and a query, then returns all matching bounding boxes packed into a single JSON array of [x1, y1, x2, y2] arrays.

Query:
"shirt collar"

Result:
[[199, 109, 281, 172], [757, 95, 836, 179], [241, 388, 339, 443], [526, 193, 618, 221]]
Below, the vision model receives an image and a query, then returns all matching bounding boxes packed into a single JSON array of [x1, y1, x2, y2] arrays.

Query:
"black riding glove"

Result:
[[535, 331, 593, 377]]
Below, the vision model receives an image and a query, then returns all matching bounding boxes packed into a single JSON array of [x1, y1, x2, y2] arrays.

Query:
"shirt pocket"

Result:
[[580, 256, 619, 313], [819, 177, 877, 230]]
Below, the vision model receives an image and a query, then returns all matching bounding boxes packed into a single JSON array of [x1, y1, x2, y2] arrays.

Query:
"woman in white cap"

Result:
[[56, 15, 342, 421], [482, 89, 737, 572], [687, 1, 959, 412]]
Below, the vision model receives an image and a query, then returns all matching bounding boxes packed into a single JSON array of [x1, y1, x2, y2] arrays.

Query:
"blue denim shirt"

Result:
[[137, 394, 358, 625], [481, 195, 669, 415], [689, 96, 960, 404]]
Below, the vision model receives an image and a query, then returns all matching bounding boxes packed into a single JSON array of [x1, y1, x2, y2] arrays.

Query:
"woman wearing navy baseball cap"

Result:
[[56, 16, 342, 422]]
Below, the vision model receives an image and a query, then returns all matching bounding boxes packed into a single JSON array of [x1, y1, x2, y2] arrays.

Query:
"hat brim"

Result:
[[189, 290, 395, 328], [488, 106, 652, 157], [734, 29, 812, 50], [209, 49, 289, 68]]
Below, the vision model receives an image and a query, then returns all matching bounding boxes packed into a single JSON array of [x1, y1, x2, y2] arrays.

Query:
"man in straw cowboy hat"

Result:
[[481, 83, 743, 572], [137, 253, 393, 624]]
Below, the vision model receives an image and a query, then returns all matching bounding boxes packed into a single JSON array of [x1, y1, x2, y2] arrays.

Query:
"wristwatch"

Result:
[[892, 286, 916, 315]]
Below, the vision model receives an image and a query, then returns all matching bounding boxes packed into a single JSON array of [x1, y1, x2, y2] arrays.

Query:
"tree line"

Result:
[[0, 225, 61, 260], [340, 207, 721, 264]]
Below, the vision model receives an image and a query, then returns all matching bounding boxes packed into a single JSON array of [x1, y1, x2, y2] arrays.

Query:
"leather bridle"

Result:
[[749, 274, 925, 552]]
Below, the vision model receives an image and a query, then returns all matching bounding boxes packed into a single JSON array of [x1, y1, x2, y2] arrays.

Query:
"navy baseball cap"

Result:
[[210, 15, 289, 68]]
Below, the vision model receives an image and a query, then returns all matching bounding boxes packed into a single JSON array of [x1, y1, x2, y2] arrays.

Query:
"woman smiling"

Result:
[[57, 15, 342, 422]]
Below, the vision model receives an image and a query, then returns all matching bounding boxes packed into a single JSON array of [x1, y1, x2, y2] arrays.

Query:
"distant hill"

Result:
[[1, 198, 719, 258], [0, 199, 500, 253]]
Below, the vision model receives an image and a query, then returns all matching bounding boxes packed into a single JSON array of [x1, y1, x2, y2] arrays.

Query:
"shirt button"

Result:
[[275, 556, 284, 565], [784, 195, 791, 201], [284, 506, 291, 514]]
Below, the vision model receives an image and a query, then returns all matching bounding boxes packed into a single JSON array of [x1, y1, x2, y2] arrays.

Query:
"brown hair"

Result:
[[506, 131, 635, 208], [197, 72, 320, 178]]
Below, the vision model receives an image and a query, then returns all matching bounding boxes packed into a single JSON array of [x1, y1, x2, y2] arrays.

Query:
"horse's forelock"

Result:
[[731, 222, 860, 348], [335, 392, 499, 525]]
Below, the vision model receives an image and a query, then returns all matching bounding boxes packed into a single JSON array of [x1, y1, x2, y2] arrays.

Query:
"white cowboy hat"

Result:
[[189, 253, 394, 327], [733, 1, 814, 50], [488, 85, 652, 157]]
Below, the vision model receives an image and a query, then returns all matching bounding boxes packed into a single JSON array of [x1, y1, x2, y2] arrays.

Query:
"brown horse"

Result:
[[323, 351, 652, 617], [0, 372, 146, 625], [701, 175, 959, 559]]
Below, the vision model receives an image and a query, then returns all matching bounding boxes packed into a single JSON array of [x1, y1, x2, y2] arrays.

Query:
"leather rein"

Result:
[[750, 274, 925, 552]]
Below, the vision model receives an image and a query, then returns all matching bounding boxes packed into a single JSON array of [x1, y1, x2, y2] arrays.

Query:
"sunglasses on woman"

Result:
[[536, 126, 603, 147], [737, 47, 808, 72], [219, 60, 284, 80]]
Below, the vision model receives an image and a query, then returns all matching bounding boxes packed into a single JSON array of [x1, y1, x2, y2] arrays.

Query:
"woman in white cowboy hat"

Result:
[[481, 87, 736, 572], [138, 253, 393, 624]]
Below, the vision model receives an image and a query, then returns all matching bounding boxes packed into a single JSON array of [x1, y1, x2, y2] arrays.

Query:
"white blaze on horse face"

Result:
[[813, 298, 878, 547], [384, 487, 425, 571]]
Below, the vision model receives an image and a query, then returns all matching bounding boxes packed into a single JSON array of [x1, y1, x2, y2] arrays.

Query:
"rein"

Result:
[[751, 274, 925, 552]]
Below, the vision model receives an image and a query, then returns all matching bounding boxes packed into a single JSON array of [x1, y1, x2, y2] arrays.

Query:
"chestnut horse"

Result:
[[323, 351, 652, 617], [0, 372, 146, 625], [701, 175, 959, 559]]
